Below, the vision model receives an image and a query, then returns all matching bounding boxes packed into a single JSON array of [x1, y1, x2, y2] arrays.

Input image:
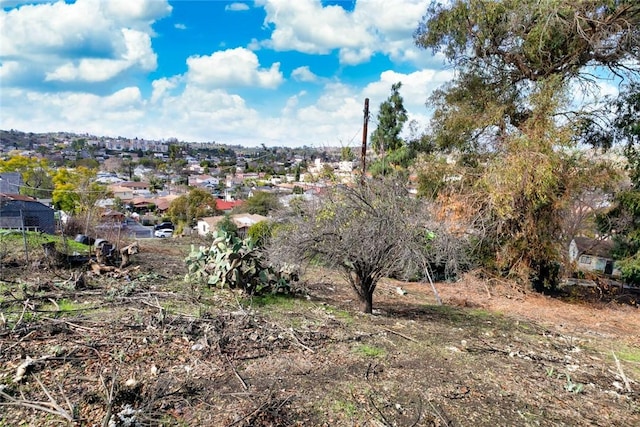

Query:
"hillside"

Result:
[[0, 236, 638, 426]]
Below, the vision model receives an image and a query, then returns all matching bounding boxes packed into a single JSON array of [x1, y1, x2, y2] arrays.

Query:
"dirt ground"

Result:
[[1, 237, 639, 426]]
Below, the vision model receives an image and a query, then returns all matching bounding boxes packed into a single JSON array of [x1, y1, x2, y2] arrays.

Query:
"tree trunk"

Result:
[[352, 273, 375, 314], [359, 277, 374, 314], [362, 291, 374, 314]]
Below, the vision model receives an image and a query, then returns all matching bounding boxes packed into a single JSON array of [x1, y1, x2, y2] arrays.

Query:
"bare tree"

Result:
[[268, 178, 470, 314]]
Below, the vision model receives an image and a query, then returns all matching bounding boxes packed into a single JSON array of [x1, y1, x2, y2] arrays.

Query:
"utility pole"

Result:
[[361, 98, 369, 184]]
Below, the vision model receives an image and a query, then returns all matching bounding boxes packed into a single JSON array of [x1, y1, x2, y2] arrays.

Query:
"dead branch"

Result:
[[100, 368, 118, 427], [612, 351, 633, 393], [1, 330, 37, 355], [11, 299, 31, 332], [0, 374, 76, 422], [427, 400, 450, 427], [225, 354, 248, 391], [288, 328, 315, 353], [382, 327, 418, 343]]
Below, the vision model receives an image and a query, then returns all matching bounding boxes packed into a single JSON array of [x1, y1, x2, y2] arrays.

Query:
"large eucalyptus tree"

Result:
[[414, 0, 640, 289]]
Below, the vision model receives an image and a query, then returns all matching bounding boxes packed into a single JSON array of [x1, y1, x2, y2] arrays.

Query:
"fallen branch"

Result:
[[1, 330, 37, 355], [11, 299, 31, 332], [288, 328, 315, 353], [100, 368, 118, 427], [427, 400, 450, 427], [225, 354, 248, 391], [41, 317, 96, 333], [612, 351, 632, 393], [13, 354, 53, 382], [382, 327, 418, 343], [0, 374, 75, 422], [423, 267, 442, 305]]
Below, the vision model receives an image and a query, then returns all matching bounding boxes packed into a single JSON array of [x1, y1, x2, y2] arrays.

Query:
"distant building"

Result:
[[569, 236, 621, 277], [197, 213, 267, 237], [0, 193, 55, 234]]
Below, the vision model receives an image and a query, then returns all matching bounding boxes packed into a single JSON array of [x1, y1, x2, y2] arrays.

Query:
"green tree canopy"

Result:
[[415, 0, 640, 154], [0, 155, 53, 198], [594, 83, 640, 283], [168, 188, 219, 226], [370, 82, 408, 155], [234, 191, 281, 216], [52, 167, 107, 215], [416, 0, 639, 84]]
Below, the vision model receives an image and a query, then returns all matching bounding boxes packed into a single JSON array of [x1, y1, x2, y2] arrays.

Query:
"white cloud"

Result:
[[291, 66, 318, 83], [257, 0, 373, 55], [102, 0, 172, 29], [225, 3, 250, 12], [186, 47, 284, 89], [174, 23, 187, 30], [0, 0, 447, 147], [0, 61, 21, 80], [0, 86, 145, 135], [0, 64, 450, 147], [0, 0, 169, 86], [363, 69, 455, 131], [151, 76, 182, 103], [44, 29, 156, 82], [256, 0, 429, 66]]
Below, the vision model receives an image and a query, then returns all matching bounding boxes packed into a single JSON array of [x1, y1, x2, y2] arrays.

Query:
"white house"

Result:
[[197, 213, 267, 237], [569, 236, 621, 277]]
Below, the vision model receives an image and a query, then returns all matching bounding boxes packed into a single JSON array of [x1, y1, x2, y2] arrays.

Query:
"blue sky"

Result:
[[0, 0, 615, 148], [0, 0, 457, 147]]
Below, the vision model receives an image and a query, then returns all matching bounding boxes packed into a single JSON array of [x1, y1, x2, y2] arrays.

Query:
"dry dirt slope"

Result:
[[0, 237, 638, 426]]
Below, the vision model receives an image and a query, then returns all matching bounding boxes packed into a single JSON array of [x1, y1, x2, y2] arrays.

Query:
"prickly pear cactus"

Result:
[[184, 230, 296, 295]]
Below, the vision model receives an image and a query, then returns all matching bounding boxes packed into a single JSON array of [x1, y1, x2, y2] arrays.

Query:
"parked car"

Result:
[[154, 229, 173, 238], [154, 221, 174, 231]]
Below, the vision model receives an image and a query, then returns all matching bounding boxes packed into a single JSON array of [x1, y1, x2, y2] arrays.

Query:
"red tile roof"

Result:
[[216, 200, 244, 211]]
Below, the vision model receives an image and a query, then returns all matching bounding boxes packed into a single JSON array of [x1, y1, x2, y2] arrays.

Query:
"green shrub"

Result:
[[247, 220, 273, 247]]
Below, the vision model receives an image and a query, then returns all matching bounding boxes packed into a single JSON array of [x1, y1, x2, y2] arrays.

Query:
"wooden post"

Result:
[[361, 98, 369, 184]]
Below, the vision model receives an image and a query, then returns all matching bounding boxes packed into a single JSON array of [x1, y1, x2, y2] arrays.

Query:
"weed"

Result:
[[355, 344, 386, 358], [545, 368, 585, 394], [563, 374, 584, 394], [56, 299, 77, 313], [332, 399, 358, 417], [324, 306, 354, 324], [468, 308, 495, 319], [554, 372, 585, 394], [617, 346, 640, 363], [245, 293, 297, 309]]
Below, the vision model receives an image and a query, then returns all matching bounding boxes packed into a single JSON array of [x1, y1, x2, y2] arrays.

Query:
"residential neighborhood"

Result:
[[0, 129, 361, 239]]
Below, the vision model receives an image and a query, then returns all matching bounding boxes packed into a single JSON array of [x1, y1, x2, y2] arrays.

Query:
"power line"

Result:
[[0, 178, 112, 194]]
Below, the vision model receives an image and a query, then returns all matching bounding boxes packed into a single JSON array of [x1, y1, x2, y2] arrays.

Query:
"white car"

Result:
[[154, 229, 173, 238]]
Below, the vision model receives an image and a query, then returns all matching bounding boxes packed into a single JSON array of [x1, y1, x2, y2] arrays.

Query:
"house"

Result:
[[197, 213, 267, 237], [107, 184, 135, 201], [216, 199, 244, 213], [188, 174, 220, 188], [155, 195, 180, 212], [569, 236, 621, 277], [130, 197, 157, 213], [100, 210, 125, 223], [0, 193, 56, 234]]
